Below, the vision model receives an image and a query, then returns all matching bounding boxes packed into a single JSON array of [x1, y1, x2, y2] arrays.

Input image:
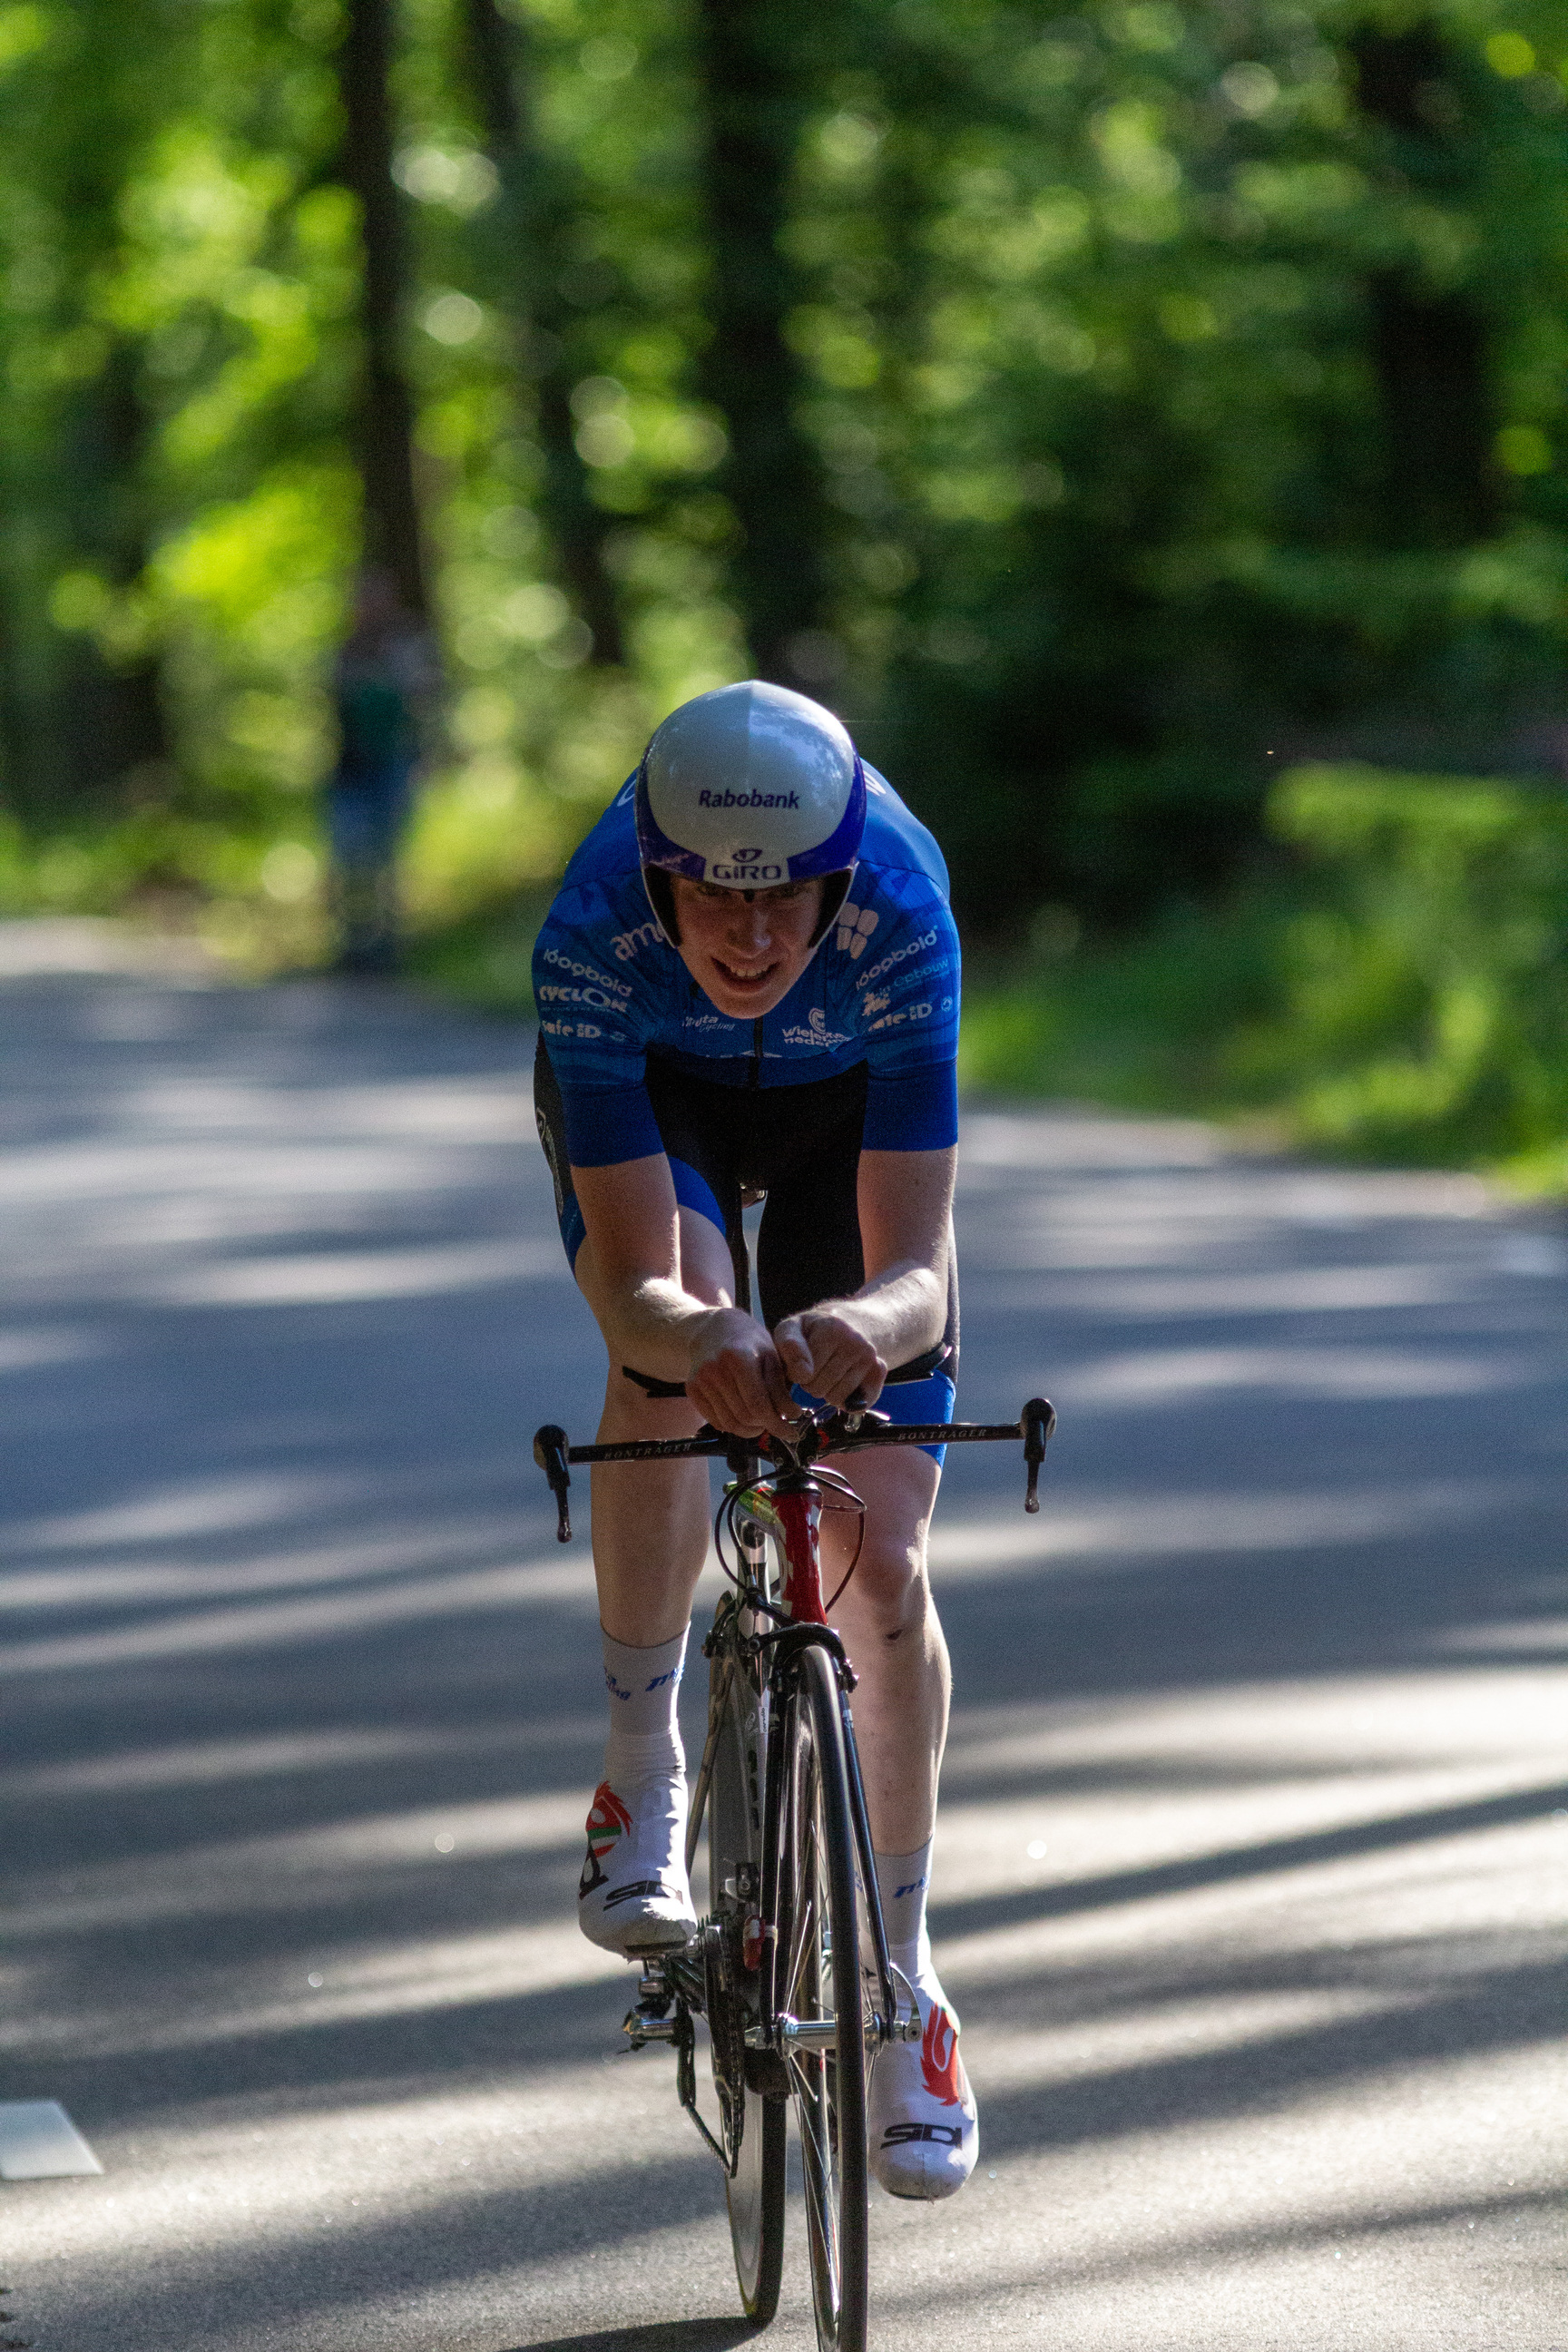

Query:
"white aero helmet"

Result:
[[634, 680, 865, 948]]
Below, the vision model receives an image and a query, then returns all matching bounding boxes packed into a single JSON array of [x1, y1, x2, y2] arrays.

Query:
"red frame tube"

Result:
[[772, 1483, 827, 1624]]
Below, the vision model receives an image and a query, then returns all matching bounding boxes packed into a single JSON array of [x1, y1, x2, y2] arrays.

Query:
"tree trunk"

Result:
[[336, 0, 429, 618], [692, 0, 831, 687], [36, 0, 175, 817], [460, 0, 625, 665], [1351, 23, 1497, 549], [51, 337, 172, 812]]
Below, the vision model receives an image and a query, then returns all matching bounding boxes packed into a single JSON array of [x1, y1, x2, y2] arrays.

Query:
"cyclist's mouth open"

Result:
[[710, 955, 781, 998]]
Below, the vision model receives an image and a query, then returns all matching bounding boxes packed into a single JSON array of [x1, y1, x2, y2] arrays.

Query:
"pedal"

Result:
[[622, 1961, 679, 2051]]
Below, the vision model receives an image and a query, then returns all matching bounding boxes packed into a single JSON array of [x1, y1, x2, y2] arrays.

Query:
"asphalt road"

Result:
[[2, 936, 1564, 2351]]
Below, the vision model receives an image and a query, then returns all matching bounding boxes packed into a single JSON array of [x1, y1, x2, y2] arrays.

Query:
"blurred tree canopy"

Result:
[[3, 0, 1568, 940]]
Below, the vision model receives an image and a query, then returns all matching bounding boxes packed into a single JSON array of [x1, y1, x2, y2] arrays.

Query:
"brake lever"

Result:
[[533, 1423, 573, 1543], [1021, 1396, 1055, 1514]]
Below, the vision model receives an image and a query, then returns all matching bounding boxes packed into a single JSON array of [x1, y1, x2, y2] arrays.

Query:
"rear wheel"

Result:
[[778, 1642, 868, 2352], [705, 1628, 786, 2323]]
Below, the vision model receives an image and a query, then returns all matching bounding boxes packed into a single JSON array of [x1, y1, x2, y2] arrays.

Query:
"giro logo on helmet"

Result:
[[709, 860, 785, 885]]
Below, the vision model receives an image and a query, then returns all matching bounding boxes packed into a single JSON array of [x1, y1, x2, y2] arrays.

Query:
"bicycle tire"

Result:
[[706, 1629, 787, 2322], [778, 1641, 869, 2352]]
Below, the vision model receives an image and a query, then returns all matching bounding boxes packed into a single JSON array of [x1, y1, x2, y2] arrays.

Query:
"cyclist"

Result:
[[532, 680, 976, 2200]]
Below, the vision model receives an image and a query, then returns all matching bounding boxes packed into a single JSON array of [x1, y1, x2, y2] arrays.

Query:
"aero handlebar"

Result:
[[532, 1396, 1055, 1544]]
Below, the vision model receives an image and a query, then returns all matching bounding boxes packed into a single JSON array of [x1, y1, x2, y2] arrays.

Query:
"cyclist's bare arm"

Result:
[[569, 1142, 955, 1443], [570, 1154, 799, 1439], [773, 1145, 956, 1409]]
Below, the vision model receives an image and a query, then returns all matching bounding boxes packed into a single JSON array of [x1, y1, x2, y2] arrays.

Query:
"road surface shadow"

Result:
[[931, 1775, 1568, 1943], [499, 2327, 756, 2352]]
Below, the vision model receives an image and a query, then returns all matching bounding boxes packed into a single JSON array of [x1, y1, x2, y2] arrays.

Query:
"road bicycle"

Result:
[[534, 1385, 1054, 2352]]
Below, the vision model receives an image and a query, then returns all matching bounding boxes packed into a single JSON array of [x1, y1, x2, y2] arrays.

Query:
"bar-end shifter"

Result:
[[533, 1423, 573, 1543], [1021, 1397, 1055, 1514]]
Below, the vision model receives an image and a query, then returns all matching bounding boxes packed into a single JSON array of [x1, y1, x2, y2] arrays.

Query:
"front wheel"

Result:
[[705, 1631, 786, 2322], [778, 1642, 869, 2352]]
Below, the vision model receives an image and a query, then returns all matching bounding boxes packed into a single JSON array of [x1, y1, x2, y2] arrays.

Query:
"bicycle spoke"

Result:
[[792, 2054, 840, 2305]]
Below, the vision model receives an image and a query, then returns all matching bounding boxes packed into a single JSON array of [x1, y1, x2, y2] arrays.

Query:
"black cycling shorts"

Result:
[[534, 1038, 958, 1444]]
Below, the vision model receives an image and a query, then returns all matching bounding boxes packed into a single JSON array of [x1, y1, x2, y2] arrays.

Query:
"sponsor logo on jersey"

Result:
[[783, 1008, 852, 1049], [861, 990, 890, 1017], [836, 903, 879, 958], [695, 787, 800, 809], [540, 1017, 605, 1040], [538, 983, 622, 1012], [867, 1001, 933, 1033], [681, 1012, 729, 1031], [611, 919, 662, 962], [539, 945, 632, 994], [859, 927, 939, 988]]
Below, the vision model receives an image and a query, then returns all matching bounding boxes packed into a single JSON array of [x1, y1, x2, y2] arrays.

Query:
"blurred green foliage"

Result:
[[962, 761, 1568, 1189], [0, 0, 1565, 1177], [1244, 763, 1568, 1176]]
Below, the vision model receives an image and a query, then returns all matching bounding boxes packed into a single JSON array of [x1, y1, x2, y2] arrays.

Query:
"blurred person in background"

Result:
[[325, 566, 438, 975]]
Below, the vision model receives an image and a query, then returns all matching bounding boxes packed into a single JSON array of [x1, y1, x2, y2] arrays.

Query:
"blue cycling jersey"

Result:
[[534, 764, 961, 1168]]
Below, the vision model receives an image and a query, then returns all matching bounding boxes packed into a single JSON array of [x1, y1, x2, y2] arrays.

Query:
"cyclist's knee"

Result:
[[842, 1530, 929, 1636]]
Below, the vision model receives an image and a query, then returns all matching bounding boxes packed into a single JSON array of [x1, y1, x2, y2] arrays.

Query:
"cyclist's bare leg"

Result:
[[564, 1211, 741, 1954], [572, 1209, 738, 1644], [820, 1444, 949, 1854], [821, 1442, 976, 2196]]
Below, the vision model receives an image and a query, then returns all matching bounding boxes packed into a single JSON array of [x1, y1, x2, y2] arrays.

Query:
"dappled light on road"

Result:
[[1, 973, 1563, 2348]]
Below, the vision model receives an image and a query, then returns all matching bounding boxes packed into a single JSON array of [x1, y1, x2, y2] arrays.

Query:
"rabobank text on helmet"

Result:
[[695, 788, 800, 809]]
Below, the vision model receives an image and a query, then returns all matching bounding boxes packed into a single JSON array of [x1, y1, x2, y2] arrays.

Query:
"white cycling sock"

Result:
[[601, 1625, 687, 1780], [579, 1626, 695, 1957], [875, 1838, 934, 1975]]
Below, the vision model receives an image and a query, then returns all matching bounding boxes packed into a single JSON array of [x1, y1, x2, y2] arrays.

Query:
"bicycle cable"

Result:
[[815, 1469, 867, 1612], [711, 1465, 867, 1615]]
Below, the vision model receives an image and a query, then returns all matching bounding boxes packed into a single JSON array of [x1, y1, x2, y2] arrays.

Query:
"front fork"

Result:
[[624, 1480, 917, 2169]]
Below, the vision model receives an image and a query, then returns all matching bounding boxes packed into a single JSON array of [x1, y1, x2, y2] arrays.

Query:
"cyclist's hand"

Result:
[[774, 1311, 887, 1410], [688, 1308, 800, 1442]]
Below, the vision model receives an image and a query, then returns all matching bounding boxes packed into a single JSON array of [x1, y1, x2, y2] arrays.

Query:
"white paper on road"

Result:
[[0, 2101, 103, 2179]]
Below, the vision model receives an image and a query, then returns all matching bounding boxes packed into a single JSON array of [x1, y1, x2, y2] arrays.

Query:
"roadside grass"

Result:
[[963, 766, 1568, 1197], [960, 891, 1291, 1127]]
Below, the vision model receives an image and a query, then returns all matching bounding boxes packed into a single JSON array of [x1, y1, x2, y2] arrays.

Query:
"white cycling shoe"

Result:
[[576, 1774, 697, 1957], [867, 1971, 978, 2200]]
